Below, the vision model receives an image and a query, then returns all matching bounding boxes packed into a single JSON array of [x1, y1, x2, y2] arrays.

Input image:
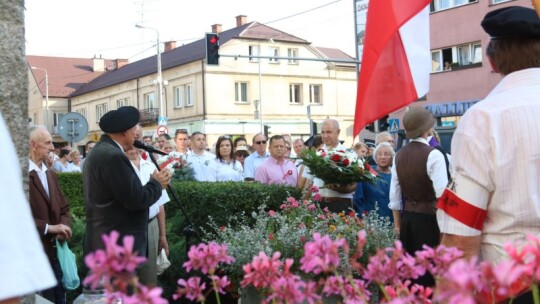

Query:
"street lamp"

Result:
[[31, 66, 49, 131], [135, 24, 164, 120]]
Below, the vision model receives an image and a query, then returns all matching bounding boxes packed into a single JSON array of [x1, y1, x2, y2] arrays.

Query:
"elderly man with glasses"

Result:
[[243, 133, 270, 181]]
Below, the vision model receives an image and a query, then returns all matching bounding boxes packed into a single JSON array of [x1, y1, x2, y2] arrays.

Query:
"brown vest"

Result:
[[395, 141, 437, 214]]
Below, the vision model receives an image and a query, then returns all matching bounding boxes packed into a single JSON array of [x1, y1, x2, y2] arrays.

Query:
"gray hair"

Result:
[[373, 142, 395, 165], [29, 125, 47, 140], [375, 131, 392, 145], [321, 119, 340, 130]]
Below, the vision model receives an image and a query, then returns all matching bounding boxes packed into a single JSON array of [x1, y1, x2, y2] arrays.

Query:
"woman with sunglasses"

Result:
[[209, 136, 243, 182]]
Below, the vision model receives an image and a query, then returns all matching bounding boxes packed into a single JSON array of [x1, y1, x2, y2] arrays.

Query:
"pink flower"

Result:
[[173, 277, 206, 302], [209, 275, 231, 294], [302, 280, 322, 304], [122, 284, 168, 304], [312, 193, 322, 202], [300, 233, 346, 274], [434, 257, 482, 304], [241, 252, 283, 288], [310, 185, 319, 193], [415, 244, 463, 277], [183, 242, 234, 275], [266, 275, 305, 303], [267, 210, 276, 217], [286, 196, 297, 204], [307, 204, 317, 211]]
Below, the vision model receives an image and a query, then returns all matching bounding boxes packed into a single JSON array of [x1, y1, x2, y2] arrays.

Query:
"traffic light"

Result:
[[365, 123, 375, 132], [205, 33, 220, 65], [264, 125, 271, 138], [378, 115, 389, 132]]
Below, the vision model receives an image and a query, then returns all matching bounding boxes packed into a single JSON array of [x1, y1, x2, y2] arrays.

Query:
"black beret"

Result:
[[481, 6, 540, 39], [99, 106, 140, 133]]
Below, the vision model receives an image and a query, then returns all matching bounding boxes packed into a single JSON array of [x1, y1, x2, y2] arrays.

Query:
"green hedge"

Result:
[[57, 173, 302, 301]]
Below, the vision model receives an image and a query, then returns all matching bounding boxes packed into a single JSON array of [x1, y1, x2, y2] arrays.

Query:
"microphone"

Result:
[[133, 140, 168, 156]]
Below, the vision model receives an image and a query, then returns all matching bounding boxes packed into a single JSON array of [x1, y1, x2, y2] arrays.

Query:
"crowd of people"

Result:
[[8, 5, 538, 304]]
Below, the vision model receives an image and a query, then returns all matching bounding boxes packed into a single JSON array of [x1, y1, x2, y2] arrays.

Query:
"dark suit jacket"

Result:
[[83, 134, 162, 257], [29, 167, 71, 261]]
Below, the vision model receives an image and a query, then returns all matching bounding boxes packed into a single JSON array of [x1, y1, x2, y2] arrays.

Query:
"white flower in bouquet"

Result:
[[156, 152, 185, 175]]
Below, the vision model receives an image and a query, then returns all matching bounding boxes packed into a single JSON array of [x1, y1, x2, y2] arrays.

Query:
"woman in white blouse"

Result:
[[210, 136, 243, 182]]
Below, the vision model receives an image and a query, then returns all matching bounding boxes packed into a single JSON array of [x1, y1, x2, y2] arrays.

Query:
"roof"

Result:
[[315, 47, 356, 67], [27, 56, 112, 98], [63, 21, 351, 97]]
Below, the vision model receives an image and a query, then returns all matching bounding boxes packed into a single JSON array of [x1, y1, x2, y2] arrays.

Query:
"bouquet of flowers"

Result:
[[300, 148, 377, 186], [156, 152, 196, 181]]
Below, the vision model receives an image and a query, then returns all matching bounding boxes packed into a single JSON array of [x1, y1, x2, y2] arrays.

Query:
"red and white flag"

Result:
[[353, 0, 431, 137]]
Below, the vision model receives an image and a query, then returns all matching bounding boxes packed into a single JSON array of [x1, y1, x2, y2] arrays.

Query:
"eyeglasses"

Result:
[[255, 141, 267, 145]]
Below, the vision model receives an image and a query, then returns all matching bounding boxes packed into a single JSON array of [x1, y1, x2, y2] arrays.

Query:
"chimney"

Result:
[[211, 24, 222, 34], [164, 41, 177, 52], [236, 15, 247, 27], [114, 59, 128, 70], [92, 55, 105, 72]]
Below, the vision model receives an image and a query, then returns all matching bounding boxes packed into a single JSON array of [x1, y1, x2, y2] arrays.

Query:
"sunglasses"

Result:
[[236, 153, 248, 158], [255, 141, 267, 145]]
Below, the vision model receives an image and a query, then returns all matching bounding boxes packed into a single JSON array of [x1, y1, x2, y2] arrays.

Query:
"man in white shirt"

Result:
[[437, 6, 540, 264], [303, 119, 356, 212], [186, 131, 216, 181], [129, 125, 171, 285], [243, 133, 270, 180], [388, 107, 448, 287]]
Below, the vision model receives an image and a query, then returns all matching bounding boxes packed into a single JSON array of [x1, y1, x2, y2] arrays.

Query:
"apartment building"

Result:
[[29, 15, 358, 148]]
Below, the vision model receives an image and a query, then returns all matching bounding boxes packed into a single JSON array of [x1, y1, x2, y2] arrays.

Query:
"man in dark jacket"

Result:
[[29, 125, 72, 304], [83, 106, 171, 257]]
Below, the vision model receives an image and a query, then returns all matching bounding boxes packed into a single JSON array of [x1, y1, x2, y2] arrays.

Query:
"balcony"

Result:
[[139, 108, 159, 125]]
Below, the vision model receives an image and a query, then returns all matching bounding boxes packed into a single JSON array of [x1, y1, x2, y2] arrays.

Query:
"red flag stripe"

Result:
[[354, 0, 431, 137]]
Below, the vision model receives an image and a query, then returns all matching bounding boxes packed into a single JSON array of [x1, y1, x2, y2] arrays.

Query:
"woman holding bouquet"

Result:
[[353, 142, 394, 221], [209, 136, 244, 182]]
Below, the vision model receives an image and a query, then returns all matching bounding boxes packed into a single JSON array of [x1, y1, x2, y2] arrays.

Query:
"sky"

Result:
[[25, 0, 358, 62]]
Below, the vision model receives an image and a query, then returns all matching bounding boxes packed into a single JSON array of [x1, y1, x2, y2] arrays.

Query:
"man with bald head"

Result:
[[303, 119, 356, 212], [29, 125, 72, 303]]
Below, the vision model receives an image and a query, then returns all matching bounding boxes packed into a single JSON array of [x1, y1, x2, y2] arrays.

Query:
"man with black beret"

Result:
[[437, 6, 540, 302], [83, 106, 171, 259]]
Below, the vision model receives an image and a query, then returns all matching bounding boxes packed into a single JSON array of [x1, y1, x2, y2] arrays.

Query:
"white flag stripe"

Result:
[[399, 6, 431, 98]]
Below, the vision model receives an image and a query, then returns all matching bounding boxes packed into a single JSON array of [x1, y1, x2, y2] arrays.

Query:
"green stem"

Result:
[[378, 283, 390, 301], [532, 284, 539, 304], [211, 278, 221, 304]]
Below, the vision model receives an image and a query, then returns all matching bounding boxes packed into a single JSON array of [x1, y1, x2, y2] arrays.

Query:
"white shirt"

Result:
[[29, 159, 51, 235], [388, 137, 448, 210], [437, 68, 540, 263], [187, 150, 216, 182], [303, 143, 354, 199], [1, 114, 56, 299], [209, 158, 244, 182], [130, 156, 170, 219]]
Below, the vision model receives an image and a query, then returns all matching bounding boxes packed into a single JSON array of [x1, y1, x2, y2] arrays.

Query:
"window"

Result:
[[492, 0, 511, 3], [76, 108, 87, 118], [186, 84, 193, 106], [309, 84, 322, 104], [95, 103, 108, 122], [269, 47, 279, 63], [288, 48, 298, 64], [53, 112, 66, 126], [249, 45, 259, 62], [117, 97, 130, 108], [174, 84, 194, 108], [430, 0, 477, 12], [235, 82, 248, 103], [144, 92, 155, 109], [431, 42, 482, 72], [289, 84, 302, 104]]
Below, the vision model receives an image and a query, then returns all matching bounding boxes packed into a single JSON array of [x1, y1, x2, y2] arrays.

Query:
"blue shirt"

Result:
[[353, 170, 392, 222], [243, 151, 270, 179]]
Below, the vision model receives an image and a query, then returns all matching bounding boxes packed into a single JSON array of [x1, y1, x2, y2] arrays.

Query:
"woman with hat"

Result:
[[234, 145, 250, 168]]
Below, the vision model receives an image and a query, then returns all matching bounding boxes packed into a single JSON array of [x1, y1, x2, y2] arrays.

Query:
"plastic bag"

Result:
[[156, 248, 171, 275], [56, 239, 80, 290]]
